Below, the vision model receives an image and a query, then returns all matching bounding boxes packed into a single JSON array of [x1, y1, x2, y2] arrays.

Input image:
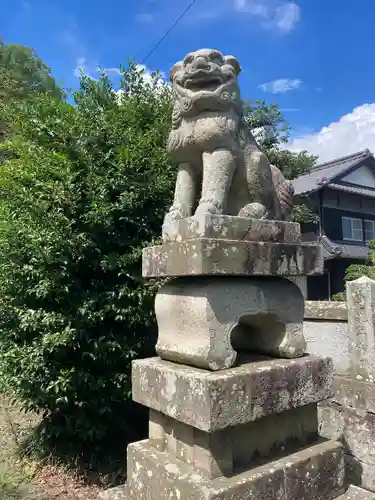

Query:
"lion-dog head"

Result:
[[168, 49, 243, 156], [170, 49, 241, 96]]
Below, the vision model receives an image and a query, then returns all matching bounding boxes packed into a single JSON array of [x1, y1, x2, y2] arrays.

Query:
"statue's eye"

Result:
[[209, 52, 222, 63], [184, 54, 194, 65]]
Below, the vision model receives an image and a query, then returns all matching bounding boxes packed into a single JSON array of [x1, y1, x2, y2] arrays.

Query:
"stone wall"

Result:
[[305, 279, 375, 492]]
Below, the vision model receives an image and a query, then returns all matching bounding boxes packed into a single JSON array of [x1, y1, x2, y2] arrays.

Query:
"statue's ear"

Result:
[[224, 55, 241, 76], [170, 61, 183, 82]]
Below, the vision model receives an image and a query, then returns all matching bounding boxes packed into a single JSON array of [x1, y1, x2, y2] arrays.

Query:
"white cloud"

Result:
[[233, 0, 300, 32], [136, 13, 154, 23], [259, 78, 302, 93], [288, 103, 375, 162], [74, 57, 90, 78], [273, 2, 300, 32], [143, 0, 300, 33], [103, 67, 123, 76], [135, 64, 167, 86], [115, 64, 168, 102]]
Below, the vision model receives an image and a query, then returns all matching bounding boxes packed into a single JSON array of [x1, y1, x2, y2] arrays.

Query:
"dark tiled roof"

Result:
[[292, 149, 373, 196]]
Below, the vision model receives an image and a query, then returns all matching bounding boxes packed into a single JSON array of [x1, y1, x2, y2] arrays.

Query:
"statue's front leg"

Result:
[[195, 148, 236, 217], [163, 162, 197, 238]]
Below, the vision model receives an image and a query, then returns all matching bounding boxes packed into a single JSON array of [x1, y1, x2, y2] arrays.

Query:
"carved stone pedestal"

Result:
[[99, 216, 363, 499], [119, 356, 346, 500]]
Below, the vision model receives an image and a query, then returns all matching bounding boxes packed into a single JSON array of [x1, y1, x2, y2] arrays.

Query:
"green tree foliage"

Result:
[[0, 65, 172, 462], [0, 38, 64, 101], [0, 39, 65, 164], [332, 239, 375, 301], [244, 100, 317, 179], [0, 58, 317, 466], [245, 100, 318, 224]]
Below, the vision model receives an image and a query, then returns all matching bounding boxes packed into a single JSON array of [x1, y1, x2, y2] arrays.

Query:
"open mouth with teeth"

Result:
[[182, 71, 224, 92]]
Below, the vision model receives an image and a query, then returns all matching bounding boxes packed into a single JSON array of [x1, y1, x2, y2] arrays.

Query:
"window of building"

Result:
[[364, 220, 375, 242], [342, 217, 363, 241]]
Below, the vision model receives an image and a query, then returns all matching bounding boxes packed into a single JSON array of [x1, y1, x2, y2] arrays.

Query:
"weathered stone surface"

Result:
[[347, 276, 375, 382], [319, 402, 375, 491], [163, 49, 295, 240], [126, 439, 344, 500], [346, 455, 375, 494], [337, 485, 375, 500], [154, 276, 305, 370], [231, 404, 319, 472], [331, 375, 375, 414], [162, 214, 301, 244], [142, 238, 323, 278], [147, 404, 319, 478], [97, 485, 129, 500], [305, 301, 348, 321], [132, 355, 333, 432], [304, 317, 350, 377]]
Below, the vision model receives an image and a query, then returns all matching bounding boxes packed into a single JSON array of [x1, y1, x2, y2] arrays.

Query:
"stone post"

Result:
[[347, 276, 375, 382], [319, 277, 375, 492]]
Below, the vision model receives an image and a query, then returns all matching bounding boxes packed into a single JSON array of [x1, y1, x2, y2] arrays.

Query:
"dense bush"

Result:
[[0, 65, 174, 458]]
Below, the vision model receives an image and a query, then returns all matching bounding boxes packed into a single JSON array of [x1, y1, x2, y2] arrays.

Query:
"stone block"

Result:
[[97, 485, 129, 500], [319, 402, 375, 491], [126, 439, 344, 500], [337, 485, 375, 500], [132, 355, 333, 432], [142, 238, 323, 278], [331, 375, 375, 415], [193, 427, 233, 479], [147, 404, 319, 478], [162, 214, 301, 244], [304, 317, 350, 377], [231, 403, 319, 471], [154, 276, 305, 370], [305, 301, 348, 321]]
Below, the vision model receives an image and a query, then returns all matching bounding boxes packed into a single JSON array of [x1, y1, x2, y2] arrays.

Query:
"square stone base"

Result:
[[97, 483, 375, 500], [319, 400, 375, 492], [132, 355, 333, 432], [162, 214, 301, 244], [142, 238, 323, 278], [125, 439, 344, 500]]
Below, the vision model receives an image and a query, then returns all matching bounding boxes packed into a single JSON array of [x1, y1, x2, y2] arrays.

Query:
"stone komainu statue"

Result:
[[164, 48, 294, 230]]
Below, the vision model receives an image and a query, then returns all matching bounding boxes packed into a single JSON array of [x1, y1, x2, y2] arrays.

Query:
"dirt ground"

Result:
[[0, 395, 106, 500]]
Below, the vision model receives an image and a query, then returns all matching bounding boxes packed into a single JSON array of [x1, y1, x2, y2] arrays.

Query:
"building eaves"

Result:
[[292, 149, 373, 196], [304, 234, 370, 261], [327, 183, 375, 199]]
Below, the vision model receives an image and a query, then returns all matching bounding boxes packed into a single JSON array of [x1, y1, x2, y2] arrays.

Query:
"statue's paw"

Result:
[[194, 202, 221, 218], [163, 206, 186, 224], [162, 207, 187, 241], [239, 202, 268, 219]]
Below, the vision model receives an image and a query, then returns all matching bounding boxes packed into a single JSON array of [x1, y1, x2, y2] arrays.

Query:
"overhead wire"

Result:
[[140, 0, 199, 65]]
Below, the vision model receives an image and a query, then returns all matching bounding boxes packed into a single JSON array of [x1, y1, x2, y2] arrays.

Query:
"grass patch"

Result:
[[0, 395, 117, 499], [0, 394, 39, 498]]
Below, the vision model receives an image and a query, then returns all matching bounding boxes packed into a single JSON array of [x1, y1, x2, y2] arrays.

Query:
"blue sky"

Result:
[[3, 0, 375, 162]]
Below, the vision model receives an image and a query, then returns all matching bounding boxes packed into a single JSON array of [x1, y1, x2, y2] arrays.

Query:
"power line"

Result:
[[141, 0, 198, 65]]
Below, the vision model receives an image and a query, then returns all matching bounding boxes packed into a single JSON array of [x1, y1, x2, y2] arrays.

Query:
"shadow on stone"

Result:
[[341, 435, 364, 488]]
